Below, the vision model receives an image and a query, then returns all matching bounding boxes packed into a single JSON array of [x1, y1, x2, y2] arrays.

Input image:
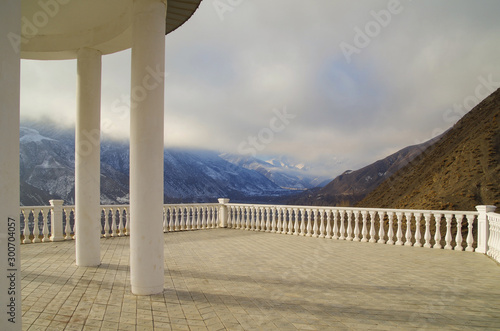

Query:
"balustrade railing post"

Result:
[[49, 200, 65, 242], [475, 205, 497, 254], [218, 198, 230, 228]]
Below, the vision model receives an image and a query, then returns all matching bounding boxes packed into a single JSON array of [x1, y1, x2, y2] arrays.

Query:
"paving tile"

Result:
[[21, 229, 500, 330]]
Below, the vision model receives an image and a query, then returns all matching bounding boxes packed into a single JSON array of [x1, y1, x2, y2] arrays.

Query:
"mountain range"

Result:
[[19, 122, 324, 206]]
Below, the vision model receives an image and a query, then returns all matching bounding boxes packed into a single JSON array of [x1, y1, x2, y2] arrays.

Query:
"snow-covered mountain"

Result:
[[219, 153, 331, 190], [19, 122, 291, 205]]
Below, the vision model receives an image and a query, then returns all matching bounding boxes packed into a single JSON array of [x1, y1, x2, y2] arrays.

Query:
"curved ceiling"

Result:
[[20, 0, 203, 60]]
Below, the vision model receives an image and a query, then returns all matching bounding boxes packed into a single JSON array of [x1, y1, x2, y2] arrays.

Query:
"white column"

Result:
[[75, 47, 102, 267], [129, 0, 167, 295], [0, 1, 21, 330]]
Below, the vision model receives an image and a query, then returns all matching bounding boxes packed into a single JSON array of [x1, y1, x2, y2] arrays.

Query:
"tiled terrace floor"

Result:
[[21, 229, 500, 331]]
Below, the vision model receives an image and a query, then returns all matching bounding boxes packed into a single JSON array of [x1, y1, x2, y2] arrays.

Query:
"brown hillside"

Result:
[[358, 88, 500, 211]]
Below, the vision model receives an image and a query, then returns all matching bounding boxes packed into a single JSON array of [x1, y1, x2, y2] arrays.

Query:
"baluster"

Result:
[[300, 209, 306, 236], [248, 207, 254, 230], [423, 213, 432, 248], [361, 211, 368, 242], [192, 207, 197, 230], [387, 212, 395, 245], [210, 205, 215, 228], [395, 212, 403, 245], [369, 211, 377, 243], [254, 207, 259, 231], [455, 214, 463, 251], [20, 210, 27, 244], [377, 211, 386, 244], [211, 206, 217, 228], [234, 206, 243, 230], [173, 207, 179, 231], [226, 206, 232, 229], [280, 208, 286, 234], [195, 206, 200, 229], [244, 207, 249, 230], [353, 211, 360, 242], [339, 211, 346, 240], [283, 208, 289, 235], [257, 207, 262, 231], [325, 211, 332, 239], [346, 211, 353, 241], [312, 209, 319, 238], [332, 210, 339, 240], [167, 207, 173, 231], [42, 209, 49, 242], [207, 206, 213, 229], [414, 213, 422, 247], [465, 214, 475, 252], [305, 209, 312, 237], [232, 206, 237, 229], [286, 208, 293, 235], [162, 207, 168, 232], [293, 208, 299, 236], [184, 207, 190, 230], [434, 214, 443, 249], [118, 208, 124, 236], [238, 206, 243, 229], [444, 214, 453, 250], [111, 208, 118, 237], [404, 212, 413, 246], [64, 208, 71, 240], [181, 207, 187, 230], [124, 207, 130, 236], [319, 210, 326, 238], [102, 209, 109, 237], [33, 210, 42, 243], [274, 207, 280, 234], [200, 206, 206, 229], [265, 207, 272, 232]]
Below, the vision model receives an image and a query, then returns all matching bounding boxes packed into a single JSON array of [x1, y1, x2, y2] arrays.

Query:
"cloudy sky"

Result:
[[20, 0, 500, 177]]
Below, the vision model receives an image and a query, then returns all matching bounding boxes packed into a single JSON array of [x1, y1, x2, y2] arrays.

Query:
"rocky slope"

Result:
[[287, 135, 441, 206], [358, 89, 500, 211]]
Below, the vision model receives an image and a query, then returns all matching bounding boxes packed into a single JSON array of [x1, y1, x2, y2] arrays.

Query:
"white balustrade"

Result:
[[21, 201, 500, 265]]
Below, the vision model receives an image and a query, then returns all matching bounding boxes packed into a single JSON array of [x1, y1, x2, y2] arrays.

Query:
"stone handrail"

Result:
[[224, 203, 493, 253]]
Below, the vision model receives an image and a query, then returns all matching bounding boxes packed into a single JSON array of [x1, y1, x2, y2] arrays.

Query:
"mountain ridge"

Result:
[[358, 89, 500, 210]]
